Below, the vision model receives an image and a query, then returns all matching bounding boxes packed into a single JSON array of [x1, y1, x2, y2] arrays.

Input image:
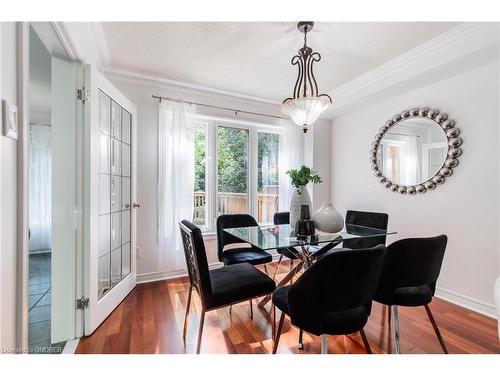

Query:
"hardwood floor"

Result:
[[76, 261, 500, 354]]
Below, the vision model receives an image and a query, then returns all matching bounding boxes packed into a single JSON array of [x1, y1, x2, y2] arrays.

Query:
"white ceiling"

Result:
[[100, 22, 460, 102]]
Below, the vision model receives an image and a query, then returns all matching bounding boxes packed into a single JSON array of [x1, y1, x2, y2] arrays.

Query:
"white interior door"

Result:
[[51, 57, 84, 343], [83, 65, 137, 335]]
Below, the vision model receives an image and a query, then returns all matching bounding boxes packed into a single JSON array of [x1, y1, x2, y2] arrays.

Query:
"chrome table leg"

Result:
[[393, 305, 401, 354]]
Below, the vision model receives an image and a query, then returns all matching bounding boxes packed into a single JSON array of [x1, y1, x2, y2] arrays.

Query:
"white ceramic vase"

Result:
[[313, 203, 344, 233], [289, 186, 312, 228], [495, 275, 500, 341]]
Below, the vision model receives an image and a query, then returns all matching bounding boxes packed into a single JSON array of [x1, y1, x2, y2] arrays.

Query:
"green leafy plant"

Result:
[[286, 165, 322, 190]]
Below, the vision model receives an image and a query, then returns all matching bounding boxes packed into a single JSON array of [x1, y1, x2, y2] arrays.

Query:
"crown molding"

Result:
[[102, 66, 282, 106], [325, 22, 500, 117], [50, 22, 78, 61]]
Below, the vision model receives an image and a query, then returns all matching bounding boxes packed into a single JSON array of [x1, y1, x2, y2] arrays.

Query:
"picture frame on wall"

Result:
[[2, 99, 18, 140]]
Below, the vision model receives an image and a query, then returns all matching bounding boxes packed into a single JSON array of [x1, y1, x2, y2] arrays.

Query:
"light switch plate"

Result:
[[2, 100, 18, 140]]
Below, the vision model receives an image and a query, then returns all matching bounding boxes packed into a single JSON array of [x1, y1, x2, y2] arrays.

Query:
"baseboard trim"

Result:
[[136, 252, 281, 285], [435, 287, 497, 319]]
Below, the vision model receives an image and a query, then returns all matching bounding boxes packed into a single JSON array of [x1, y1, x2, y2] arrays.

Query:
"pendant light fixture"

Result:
[[282, 21, 332, 133]]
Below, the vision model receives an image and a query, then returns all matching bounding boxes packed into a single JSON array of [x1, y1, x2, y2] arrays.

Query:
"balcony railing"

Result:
[[193, 188, 279, 225]]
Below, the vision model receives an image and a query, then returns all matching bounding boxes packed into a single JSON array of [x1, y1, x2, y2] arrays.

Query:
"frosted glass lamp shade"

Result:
[[281, 96, 331, 128]]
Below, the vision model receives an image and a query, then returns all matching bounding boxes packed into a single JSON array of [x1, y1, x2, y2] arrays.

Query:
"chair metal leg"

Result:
[[360, 329, 372, 354], [298, 329, 304, 349], [258, 261, 303, 307], [272, 311, 286, 354], [249, 299, 253, 319], [393, 305, 401, 354], [272, 255, 283, 281], [183, 286, 193, 339], [424, 304, 448, 354], [196, 310, 206, 354], [321, 334, 328, 354], [272, 304, 276, 340]]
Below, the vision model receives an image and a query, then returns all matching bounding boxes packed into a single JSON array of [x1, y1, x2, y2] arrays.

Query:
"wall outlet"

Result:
[[136, 247, 141, 259]]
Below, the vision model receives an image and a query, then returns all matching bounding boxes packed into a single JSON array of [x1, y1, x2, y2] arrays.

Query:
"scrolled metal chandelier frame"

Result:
[[282, 21, 332, 133]]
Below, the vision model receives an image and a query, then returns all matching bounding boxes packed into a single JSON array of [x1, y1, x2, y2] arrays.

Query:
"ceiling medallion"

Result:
[[281, 21, 332, 133]]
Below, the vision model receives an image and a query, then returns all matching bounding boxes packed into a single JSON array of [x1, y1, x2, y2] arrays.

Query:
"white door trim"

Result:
[[17, 21, 30, 352], [18, 21, 78, 351]]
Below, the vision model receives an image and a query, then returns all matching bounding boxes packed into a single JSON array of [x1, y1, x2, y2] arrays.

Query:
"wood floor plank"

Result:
[[76, 262, 500, 354]]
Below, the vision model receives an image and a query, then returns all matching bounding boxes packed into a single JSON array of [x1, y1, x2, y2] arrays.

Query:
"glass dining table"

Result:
[[224, 223, 397, 307]]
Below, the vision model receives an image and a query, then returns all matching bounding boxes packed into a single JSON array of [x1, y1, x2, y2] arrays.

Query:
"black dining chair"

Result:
[[272, 245, 386, 354], [342, 210, 389, 249], [216, 214, 273, 269], [179, 220, 276, 353], [374, 235, 448, 354]]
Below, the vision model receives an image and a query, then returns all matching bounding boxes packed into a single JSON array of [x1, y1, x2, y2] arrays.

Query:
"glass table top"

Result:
[[223, 223, 396, 251]]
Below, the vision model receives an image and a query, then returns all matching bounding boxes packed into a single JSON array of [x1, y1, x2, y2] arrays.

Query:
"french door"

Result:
[[83, 65, 137, 335]]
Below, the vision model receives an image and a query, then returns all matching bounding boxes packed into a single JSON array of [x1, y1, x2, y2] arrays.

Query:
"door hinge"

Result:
[[77, 87, 90, 103], [76, 297, 89, 310]]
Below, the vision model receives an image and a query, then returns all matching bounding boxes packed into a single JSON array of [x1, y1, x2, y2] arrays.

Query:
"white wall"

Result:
[[330, 36, 500, 315], [0, 22, 19, 350], [105, 72, 330, 283], [311, 119, 331, 212]]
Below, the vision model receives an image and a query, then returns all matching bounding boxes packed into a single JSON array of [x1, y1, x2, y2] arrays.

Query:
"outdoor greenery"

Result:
[[194, 125, 206, 192], [286, 165, 322, 189], [217, 127, 248, 193], [194, 126, 280, 194]]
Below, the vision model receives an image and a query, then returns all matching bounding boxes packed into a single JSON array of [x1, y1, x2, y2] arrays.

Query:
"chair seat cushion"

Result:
[[208, 263, 275, 309], [393, 285, 433, 306], [221, 248, 272, 266], [375, 285, 433, 306], [272, 285, 291, 313]]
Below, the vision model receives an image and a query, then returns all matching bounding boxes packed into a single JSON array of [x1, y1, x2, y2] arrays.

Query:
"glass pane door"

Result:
[[97, 90, 132, 299], [217, 126, 249, 215]]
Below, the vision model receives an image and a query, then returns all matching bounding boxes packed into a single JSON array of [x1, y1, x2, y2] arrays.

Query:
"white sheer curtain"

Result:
[[157, 99, 195, 270], [278, 119, 304, 212], [29, 125, 52, 252], [402, 135, 421, 185]]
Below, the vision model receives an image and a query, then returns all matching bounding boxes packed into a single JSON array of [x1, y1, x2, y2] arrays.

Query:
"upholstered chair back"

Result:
[[180, 220, 213, 307], [287, 245, 386, 335], [343, 210, 389, 249], [273, 212, 290, 225], [216, 214, 259, 262]]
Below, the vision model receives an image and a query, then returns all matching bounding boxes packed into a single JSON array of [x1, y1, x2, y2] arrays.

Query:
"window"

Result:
[[217, 126, 249, 216], [192, 117, 280, 231]]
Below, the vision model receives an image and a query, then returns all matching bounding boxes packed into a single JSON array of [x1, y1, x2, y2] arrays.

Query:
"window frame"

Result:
[[190, 114, 282, 232]]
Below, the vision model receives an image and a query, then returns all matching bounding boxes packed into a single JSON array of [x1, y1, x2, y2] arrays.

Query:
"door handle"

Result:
[[132, 203, 141, 208]]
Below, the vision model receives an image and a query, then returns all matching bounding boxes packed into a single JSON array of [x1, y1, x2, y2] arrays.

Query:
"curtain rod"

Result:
[[151, 95, 285, 120], [388, 132, 420, 138]]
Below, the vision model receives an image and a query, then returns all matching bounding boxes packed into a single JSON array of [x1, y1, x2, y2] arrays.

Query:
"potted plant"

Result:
[[286, 166, 322, 226]]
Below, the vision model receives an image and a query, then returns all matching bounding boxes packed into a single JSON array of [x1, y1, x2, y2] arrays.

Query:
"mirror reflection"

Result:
[[376, 118, 448, 185]]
